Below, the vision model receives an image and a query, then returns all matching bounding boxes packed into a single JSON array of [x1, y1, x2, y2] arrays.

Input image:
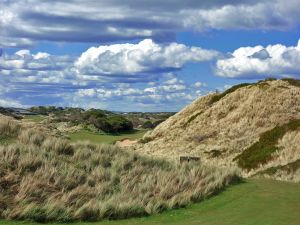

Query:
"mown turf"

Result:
[[22, 115, 46, 123], [1, 179, 299, 225], [68, 129, 147, 144]]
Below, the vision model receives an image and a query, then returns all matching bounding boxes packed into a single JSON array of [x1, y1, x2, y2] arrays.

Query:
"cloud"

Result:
[[69, 76, 206, 111], [0, 39, 212, 111], [0, 49, 74, 84], [1, 39, 219, 85], [182, 0, 300, 31], [1, 0, 300, 46], [215, 39, 300, 78], [75, 39, 219, 77], [194, 82, 208, 88]]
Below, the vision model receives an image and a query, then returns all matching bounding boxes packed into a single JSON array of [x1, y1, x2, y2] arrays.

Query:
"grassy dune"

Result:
[[0, 117, 238, 222], [0, 179, 299, 225]]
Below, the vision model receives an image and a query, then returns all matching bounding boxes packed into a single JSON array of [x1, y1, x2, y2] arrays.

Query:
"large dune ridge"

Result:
[[134, 79, 300, 182]]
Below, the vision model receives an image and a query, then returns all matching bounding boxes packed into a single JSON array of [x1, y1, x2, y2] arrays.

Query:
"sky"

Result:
[[1, 0, 300, 112]]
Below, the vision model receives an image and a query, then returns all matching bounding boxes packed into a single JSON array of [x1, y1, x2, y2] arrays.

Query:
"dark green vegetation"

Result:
[[185, 111, 203, 126], [122, 112, 175, 129], [80, 109, 133, 133], [0, 108, 22, 120], [69, 130, 147, 144], [236, 119, 300, 170], [0, 118, 237, 222], [28, 106, 70, 115], [29, 107, 134, 133], [257, 159, 300, 176], [281, 78, 300, 88], [1, 179, 299, 225], [27, 107, 174, 133]]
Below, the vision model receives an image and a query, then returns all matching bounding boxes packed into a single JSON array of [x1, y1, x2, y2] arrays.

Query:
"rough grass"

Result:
[[0, 118, 20, 138], [0, 118, 238, 222], [209, 83, 253, 104], [236, 119, 300, 170], [209, 78, 281, 105], [1, 179, 300, 225]]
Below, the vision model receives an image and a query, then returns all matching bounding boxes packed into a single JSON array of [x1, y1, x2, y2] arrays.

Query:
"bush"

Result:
[[76, 109, 133, 133], [236, 119, 300, 170], [142, 120, 153, 129]]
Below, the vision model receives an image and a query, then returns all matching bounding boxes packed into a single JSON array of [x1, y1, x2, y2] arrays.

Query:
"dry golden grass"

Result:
[[0, 117, 238, 222], [133, 79, 300, 182]]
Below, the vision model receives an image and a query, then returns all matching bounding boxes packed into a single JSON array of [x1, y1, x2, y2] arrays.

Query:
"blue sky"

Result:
[[1, 0, 300, 111]]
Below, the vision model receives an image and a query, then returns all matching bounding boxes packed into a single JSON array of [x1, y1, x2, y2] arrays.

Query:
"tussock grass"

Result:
[[0, 118, 20, 139], [0, 118, 238, 222]]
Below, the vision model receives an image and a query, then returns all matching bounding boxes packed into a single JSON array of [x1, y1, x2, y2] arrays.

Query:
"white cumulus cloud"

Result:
[[215, 39, 300, 78], [75, 39, 220, 76]]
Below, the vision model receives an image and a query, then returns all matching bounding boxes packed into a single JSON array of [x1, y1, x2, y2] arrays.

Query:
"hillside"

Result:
[[134, 78, 300, 182]]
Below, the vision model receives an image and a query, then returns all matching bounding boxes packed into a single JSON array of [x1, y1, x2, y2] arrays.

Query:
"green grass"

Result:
[[22, 115, 46, 123], [0, 136, 15, 145], [68, 129, 148, 144], [1, 179, 300, 225], [236, 119, 300, 170]]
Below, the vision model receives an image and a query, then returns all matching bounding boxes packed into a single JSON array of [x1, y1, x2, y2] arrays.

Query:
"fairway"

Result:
[[22, 115, 46, 123], [1, 179, 299, 225], [68, 129, 147, 144]]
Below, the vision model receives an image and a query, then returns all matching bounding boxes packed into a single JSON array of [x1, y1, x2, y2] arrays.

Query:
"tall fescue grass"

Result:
[[0, 117, 20, 138], [0, 118, 239, 222]]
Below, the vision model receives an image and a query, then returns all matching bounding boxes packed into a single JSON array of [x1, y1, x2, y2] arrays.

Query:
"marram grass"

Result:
[[0, 118, 239, 222]]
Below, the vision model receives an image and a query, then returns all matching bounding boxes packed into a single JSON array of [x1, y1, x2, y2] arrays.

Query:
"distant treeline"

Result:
[[29, 106, 133, 133], [28, 106, 175, 132]]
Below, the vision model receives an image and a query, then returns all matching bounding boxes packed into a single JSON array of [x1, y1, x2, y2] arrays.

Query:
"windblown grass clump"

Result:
[[0, 118, 20, 138], [0, 118, 239, 222], [0, 117, 20, 145]]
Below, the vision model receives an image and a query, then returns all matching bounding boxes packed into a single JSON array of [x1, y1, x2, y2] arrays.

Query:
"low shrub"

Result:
[[236, 119, 300, 170]]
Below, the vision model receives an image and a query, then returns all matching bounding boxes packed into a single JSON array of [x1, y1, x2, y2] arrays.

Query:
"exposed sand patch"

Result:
[[116, 138, 138, 147]]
